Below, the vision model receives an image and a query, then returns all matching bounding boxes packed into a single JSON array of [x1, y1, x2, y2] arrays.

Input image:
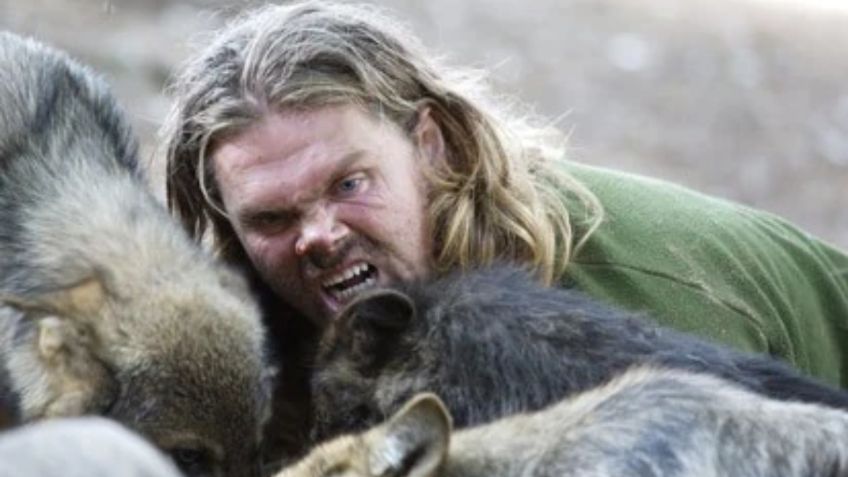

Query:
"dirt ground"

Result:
[[1, 0, 846, 249]]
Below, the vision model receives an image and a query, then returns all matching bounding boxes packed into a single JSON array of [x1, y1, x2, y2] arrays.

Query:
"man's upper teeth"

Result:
[[323, 263, 369, 288]]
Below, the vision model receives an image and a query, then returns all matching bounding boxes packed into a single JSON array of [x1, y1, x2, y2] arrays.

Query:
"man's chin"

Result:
[[299, 293, 342, 328], [320, 301, 343, 326]]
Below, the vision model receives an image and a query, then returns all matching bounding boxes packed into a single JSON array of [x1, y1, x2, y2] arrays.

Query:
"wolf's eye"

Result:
[[168, 448, 211, 476], [349, 404, 374, 426]]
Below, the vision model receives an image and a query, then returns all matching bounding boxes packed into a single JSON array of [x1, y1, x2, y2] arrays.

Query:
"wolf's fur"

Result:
[[311, 265, 848, 441], [281, 367, 848, 477], [0, 32, 269, 477], [0, 417, 183, 477]]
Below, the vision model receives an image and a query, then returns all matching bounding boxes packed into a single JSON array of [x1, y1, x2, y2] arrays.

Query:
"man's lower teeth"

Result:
[[335, 277, 376, 301]]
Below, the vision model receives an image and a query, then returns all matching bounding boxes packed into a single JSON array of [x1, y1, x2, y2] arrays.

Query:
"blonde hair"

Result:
[[161, 1, 602, 285]]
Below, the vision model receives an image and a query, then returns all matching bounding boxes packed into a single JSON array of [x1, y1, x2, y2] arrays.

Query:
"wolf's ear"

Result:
[[0, 276, 105, 319], [1, 277, 117, 421], [340, 288, 415, 335], [368, 393, 450, 477], [336, 289, 415, 366], [28, 316, 118, 419]]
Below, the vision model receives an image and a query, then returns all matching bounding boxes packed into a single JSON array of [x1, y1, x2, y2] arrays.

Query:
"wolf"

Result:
[[280, 367, 848, 477], [0, 417, 183, 477], [310, 264, 848, 441], [0, 32, 270, 477]]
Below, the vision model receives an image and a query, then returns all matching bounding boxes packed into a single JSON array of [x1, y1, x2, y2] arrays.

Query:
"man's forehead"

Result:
[[212, 107, 384, 171], [211, 105, 405, 214]]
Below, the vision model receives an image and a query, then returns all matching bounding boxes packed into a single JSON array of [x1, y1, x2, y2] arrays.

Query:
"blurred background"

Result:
[[1, 0, 846, 249]]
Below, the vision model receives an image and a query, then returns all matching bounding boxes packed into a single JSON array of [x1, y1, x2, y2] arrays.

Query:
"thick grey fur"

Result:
[[311, 264, 848, 441], [0, 32, 269, 477], [282, 367, 848, 477]]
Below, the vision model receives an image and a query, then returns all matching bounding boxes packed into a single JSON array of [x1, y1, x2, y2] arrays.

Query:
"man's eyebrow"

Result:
[[239, 208, 297, 226], [236, 149, 369, 225], [329, 149, 367, 180]]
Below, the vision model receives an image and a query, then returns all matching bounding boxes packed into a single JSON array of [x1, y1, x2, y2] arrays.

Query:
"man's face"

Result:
[[212, 105, 437, 326]]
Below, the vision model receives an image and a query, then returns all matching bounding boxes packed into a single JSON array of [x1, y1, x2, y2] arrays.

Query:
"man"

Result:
[[161, 1, 848, 389]]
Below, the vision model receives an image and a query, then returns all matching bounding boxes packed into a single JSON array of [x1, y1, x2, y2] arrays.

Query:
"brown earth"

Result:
[[2, 0, 846, 249]]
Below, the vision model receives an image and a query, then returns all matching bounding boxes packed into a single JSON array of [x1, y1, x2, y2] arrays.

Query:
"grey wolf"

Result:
[[0, 32, 270, 477], [284, 367, 848, 477], [311, 265, 848, 441]]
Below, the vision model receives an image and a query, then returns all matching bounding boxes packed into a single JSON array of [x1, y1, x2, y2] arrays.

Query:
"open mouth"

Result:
[[321, 263, 379, 303]]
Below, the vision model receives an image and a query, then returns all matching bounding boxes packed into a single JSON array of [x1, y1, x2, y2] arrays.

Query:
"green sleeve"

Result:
[[561, 161, 848, 387]]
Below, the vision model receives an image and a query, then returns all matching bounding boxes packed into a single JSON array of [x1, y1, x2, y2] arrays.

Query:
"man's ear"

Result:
[[367, 393, 451, 477], [0, 276, 106, 319], [335, 289, 415, 367], [413, 106, 446, 167]]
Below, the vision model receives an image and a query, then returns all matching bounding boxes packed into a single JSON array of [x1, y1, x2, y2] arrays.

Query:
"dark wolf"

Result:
[[283, 367, 848, 477], [0, 32, 269, 477], [0, 417, 183, 477], [310, 264, 848, 441]]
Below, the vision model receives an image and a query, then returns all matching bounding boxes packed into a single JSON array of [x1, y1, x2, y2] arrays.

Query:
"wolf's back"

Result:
[[0, 32, 138, 175], [0, 32, 164, 294]]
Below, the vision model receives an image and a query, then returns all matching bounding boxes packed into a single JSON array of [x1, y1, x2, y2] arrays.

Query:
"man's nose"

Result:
[[294, 205, 347, 259]]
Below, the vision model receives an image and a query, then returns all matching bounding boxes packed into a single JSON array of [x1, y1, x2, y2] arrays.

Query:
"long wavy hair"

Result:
[[161, 0, 602, 285]]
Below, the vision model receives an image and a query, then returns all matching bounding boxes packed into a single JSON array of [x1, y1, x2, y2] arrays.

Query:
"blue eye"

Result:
[[336, 177, 362, 194]]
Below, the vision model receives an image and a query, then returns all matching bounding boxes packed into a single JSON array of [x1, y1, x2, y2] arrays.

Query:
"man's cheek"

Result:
[[243, 233, 284, 263], [254, 243, 303, 289]]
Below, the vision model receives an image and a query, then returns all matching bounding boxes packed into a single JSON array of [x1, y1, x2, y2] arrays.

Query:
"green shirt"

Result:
[[562, 161, 848, 387]]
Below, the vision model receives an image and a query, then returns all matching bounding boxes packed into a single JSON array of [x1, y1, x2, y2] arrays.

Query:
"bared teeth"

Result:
[[322, 264, 378, 303], [331, 275, 377, 302], [322, 263, 369, 288]]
